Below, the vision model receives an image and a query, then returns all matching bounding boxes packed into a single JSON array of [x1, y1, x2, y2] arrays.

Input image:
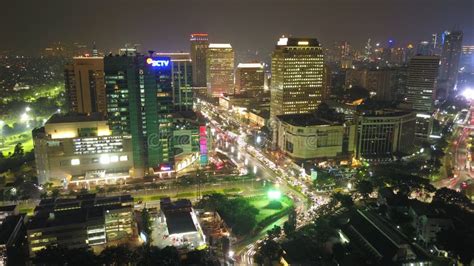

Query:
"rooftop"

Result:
[[237, 63, 264, 69], [208, 43, 232, 49], [46, 112, 105, 124], [277, 113, 342, 127], [165, 212, 197, 235]]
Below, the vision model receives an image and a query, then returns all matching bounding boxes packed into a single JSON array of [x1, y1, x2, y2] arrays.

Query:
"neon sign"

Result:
[[146, 57, 170, 68]]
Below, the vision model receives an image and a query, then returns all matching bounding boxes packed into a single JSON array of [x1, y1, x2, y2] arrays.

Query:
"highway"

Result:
[[434, 106, 474, 191]]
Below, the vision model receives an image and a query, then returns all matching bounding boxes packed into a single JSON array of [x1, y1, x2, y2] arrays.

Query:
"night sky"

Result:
[[2, 0, 473, 61]]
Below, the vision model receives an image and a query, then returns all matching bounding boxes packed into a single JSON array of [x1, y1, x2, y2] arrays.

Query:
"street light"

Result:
[[267, 190, 282, 200]]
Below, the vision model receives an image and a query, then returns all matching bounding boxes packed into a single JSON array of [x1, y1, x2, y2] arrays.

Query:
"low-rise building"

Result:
[[343, 209, 433, 265], [355, 109, 416, 160], [276, 113, 356, 161], [27, 194, 134, 257], [408, 201, 453, 246], [33, 113, 134, 185], [0, 210, 26, 265], [154, 198, 205, 250]]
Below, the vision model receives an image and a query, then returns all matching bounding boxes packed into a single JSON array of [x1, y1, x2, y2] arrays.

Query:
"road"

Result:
[[434, 105, 474, 191], [196, 98, 330, 265]]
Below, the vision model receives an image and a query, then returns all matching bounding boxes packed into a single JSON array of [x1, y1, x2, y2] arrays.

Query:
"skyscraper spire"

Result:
[[92, 41, 98, 57]]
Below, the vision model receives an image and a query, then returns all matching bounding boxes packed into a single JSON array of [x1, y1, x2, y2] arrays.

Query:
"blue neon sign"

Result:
[[146, 57, 171, 69]]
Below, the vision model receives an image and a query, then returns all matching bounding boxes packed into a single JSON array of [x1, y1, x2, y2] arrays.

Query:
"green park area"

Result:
[[197, 189, 293, 236], [249, 191, 293, 223]]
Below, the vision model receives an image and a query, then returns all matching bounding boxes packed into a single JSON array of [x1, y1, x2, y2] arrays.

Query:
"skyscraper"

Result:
[[439, 30, 463, 95], [270, 37, 324, 119], [104, 54, 174, 177], [190, 33, 209, 87], [235, 63, 264, 96], [64, 57, 106, 115], [206, 43, 234, 96], [156, 53, 194, 111], [405, 56, 440, 139]]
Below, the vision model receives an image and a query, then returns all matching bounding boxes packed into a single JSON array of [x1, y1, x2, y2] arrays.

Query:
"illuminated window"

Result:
[[71, 159, 80, 166], [99, 155, 110, 164]]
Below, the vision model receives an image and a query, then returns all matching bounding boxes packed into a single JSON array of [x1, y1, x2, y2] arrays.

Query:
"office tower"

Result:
[[206, 43, 234, 96], [105, 55, 174, 177], [270, 37, 324, 119], [235, 63, 264, 96], [355, 109, 416, 159], [439, 30, 463, 94], [345, 69, 368, 89], [416, 41, 431, 56], [64, 56, 106, 115], [364, 38, 373, 61], [461, 45, 474, 71], [190, 33, 209, 87], [405, 44, 415, 63], [405, 56, 440, 138], [156, 53, 194, 111], [366, 68, 402, 102]]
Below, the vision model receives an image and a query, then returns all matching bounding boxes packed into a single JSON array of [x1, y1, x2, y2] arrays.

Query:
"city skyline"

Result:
[[2, 0, 473, 61]]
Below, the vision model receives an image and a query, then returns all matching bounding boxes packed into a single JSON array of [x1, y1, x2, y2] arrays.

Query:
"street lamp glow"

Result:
[[267, 190, 282, 200], [461, 87, 474, 100], [20, 113, 29, 122]]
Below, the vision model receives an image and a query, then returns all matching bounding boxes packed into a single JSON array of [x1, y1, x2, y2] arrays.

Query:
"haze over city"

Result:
[[0, 0, 473, 265]]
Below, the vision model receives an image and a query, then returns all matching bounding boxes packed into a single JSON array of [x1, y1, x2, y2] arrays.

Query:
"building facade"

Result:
[[27, 195, 134, 257], [235, 63, 265, 96], [405, 56, 440, 139], [355, 109, 416, 159], [276, 113, 355, 161], [270, 37, 325, 120], [439, 30, 463, 97], [64, 57, 106, 115], [104, 54, 174, 176], [156, 53, 194, 111], [206, 43, 235, 97], [190, 33, 209, 87], [33, 114, 133, 185]]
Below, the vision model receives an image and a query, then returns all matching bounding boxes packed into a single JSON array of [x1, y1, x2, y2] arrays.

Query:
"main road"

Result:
[[196, 98, 330, 265]]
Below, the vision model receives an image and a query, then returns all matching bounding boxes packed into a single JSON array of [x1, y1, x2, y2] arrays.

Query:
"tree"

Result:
[[437, 227, 474, 265], [34, 245, 97, 266], [141, 208, 153, 244], [356, 180, 373, 199], [331, 192, 354, 208], [433, 187, 472, 208], [12, 143, 24, 158], [254, 239, 283, 265], [99, 245, 133, 265], [267, 225, 282, 239], [51, 188, 60, 199]]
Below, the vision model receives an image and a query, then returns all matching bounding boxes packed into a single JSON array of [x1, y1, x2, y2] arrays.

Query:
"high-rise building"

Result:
[[405, 56, 440, 138], [156, 53, 194, 111], [104, 54, 174, 176], [235, 63, 264, 96], [190, 33, 209, 87], [439, 30, 463, 95], [270, 37, 324, 120], [64, 57, 106, 115], [206, 43, 234, 96], [416, 41, 431, 56]]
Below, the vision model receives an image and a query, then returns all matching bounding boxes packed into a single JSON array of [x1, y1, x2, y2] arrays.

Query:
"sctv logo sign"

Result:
[[146, 57, 170, 67]]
